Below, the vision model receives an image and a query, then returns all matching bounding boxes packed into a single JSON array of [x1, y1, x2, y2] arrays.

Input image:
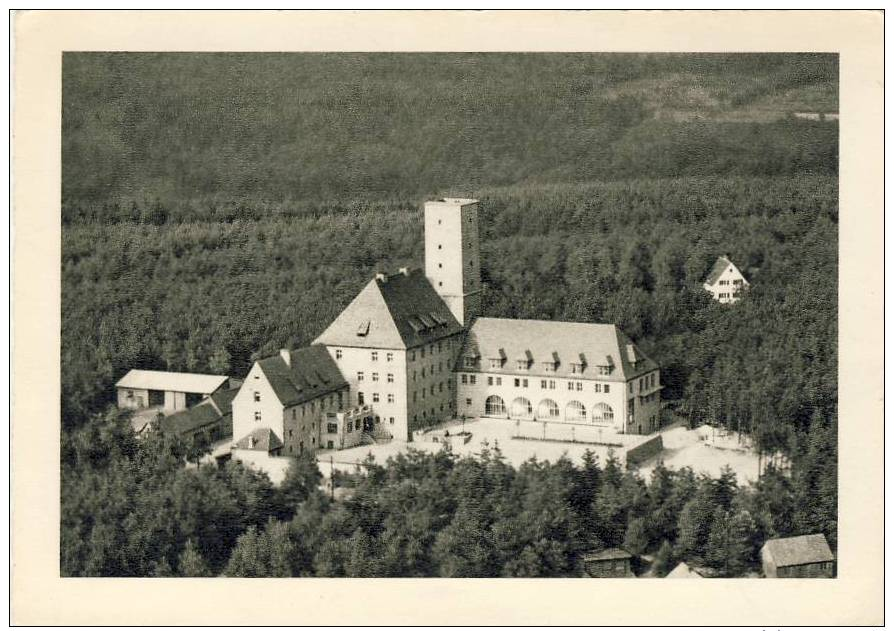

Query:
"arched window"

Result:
[[511, 397, 533, 419], [485, 395, 507, 417], [537, 399, 560, 420], [566, 400, 587, 423], [592, 402, 614, 425]]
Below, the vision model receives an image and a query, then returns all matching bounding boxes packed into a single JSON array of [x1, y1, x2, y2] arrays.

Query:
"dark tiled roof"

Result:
[[762, 534, 834, 567], [160, 401, 221, 435], [208, 386, 239, 416], [234, 427, 283, 452], [458, 318, 658, 381], [314, 268, 463, 350], [256, 345, 348, 407], [583, 548, 633, 562]]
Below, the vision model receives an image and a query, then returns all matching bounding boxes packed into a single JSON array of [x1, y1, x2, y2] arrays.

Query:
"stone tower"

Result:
[[424, 198, 481, 328]]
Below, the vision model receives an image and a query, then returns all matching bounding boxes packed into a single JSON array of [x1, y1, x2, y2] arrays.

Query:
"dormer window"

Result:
[[490, 359, 502, 369], [356, 320, 370, 337], [571, 363, 583, 374], [464, 356, 477, 369], [516, 360, 528, 370], [543, 362, 556, 373]]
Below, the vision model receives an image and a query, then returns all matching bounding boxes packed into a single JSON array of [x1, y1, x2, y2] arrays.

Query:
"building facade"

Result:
[[455, 318, 661, 435], [703, 255, 749, 304], [116, 369, 232, 413], [231, 346, 349, 458]]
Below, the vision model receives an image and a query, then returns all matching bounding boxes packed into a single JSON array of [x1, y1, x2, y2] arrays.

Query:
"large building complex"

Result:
[[125, 197, 662, 477]]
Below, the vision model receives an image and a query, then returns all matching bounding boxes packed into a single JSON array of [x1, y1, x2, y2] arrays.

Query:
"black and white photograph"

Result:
[[10, 9, 884, 627]]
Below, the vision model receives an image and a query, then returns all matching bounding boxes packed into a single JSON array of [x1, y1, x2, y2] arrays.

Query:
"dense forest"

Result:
[[62, 409, 835, 577], [60, 53, 838, 576]]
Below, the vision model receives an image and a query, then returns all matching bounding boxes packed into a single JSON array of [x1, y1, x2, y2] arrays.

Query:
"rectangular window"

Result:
[[327, 422, 337, 433], [386, 352, 394, 362], [549, 380, 556, 390], [470, 375, 477, 385], [422, 367, 426, 378], [461, 374, 468, 384], [514, 378, 520, 387], [372, 393, 380, 403], [387, 373, 394, 383], [430, 385, 435, 395], [543, 363, 555, 372], [253, 391, 261, 402], [346, 421, 352, 433], [335, 349, 342, 359], [357, 371, 364, 381], [254, 411, 262, 422], [292, 409, 297, 419], [496, 377, 502, 386], [387, 393, 395, 403], [466, 398, 472, 406], [594, 383, 601, 393], [355, 419, 362, 431], [489, 359, 501, 369], [464, 357, 476, 368], [358, 392, 365, 405], [576, 382, 583, 391], [568, 382, 574, 391], [541, 380, 547, 389], [517, 360, 527, 370], [288, 429, 293, 438], [371, 351, 378, 361], [389, 417, 394, 424], [571, 363, 581, 374], [410, 351, 415, 361], [629, 382, 634, 394], [372, 372, 379, 382], [487, 376, 493, 386]]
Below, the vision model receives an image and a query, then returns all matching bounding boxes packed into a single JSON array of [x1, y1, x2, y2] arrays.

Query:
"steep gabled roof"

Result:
[[314, 268, 463, 349], [762, 534, 834, 567], [115, 369, 229, 394], [256, 345, 347, 408], [666, 561, 704, 578], [458, 318, 658, 381], [208, 386, 239, 417], [704, 255, 747, 286]]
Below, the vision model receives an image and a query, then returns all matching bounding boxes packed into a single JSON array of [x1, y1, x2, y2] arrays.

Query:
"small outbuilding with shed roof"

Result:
[[760, 533, 835, 578], [582, 548, 635, 578], [158, 386, 238, 444], [116, 369, 233, 413]]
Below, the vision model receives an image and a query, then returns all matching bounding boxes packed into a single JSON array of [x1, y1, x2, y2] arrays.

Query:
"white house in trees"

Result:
[[703, 255, 749, 304]]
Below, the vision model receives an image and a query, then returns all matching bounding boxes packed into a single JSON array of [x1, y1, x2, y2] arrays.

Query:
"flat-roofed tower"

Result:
[[424, 198, 481, 328]]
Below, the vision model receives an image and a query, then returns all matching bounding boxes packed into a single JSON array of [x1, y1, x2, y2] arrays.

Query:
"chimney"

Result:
[[280, 348, 291, 366], [375, 272, 386, 282], [398, 267, 409, 276]]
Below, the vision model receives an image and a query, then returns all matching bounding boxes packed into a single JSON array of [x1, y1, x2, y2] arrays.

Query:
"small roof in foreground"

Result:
[[233, 427, 283, 452], [159, 386, 240, 436], [666, 561, 704, 578], [116, 369, 229, 394], [762, 534, 834, 567], [582, 548, 632, 562]]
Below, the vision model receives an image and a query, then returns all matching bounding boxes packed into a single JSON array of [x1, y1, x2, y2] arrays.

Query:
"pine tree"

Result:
[[178, 539, 212, 577]]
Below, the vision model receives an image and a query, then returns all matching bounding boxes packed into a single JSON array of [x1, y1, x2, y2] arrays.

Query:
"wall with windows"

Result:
[[704, 264, 748, 304], [325, 345, 409, 441], [232, 361, 289, 446], [406, 333, 464, 436], [456, 369, 636, 433], [281, 386, 348, 457], [627, 369, 662, 434]]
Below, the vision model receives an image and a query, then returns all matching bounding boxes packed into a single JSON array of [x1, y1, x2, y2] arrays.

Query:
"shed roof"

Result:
[[459, 318, 657, 381], [762, 534, 834, 567], [158, 386, 239, 436], [256, 345, 348, 407], [115, 369, 229, 394], [582, 547, 632, 562], [314, 268, 463, 349]]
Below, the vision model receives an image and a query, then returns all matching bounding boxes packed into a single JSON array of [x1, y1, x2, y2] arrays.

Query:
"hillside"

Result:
[[62, 53, 837, 211]]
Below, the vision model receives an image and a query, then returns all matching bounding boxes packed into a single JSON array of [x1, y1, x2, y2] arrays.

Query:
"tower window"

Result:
[[438, 244, 442, 249]]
